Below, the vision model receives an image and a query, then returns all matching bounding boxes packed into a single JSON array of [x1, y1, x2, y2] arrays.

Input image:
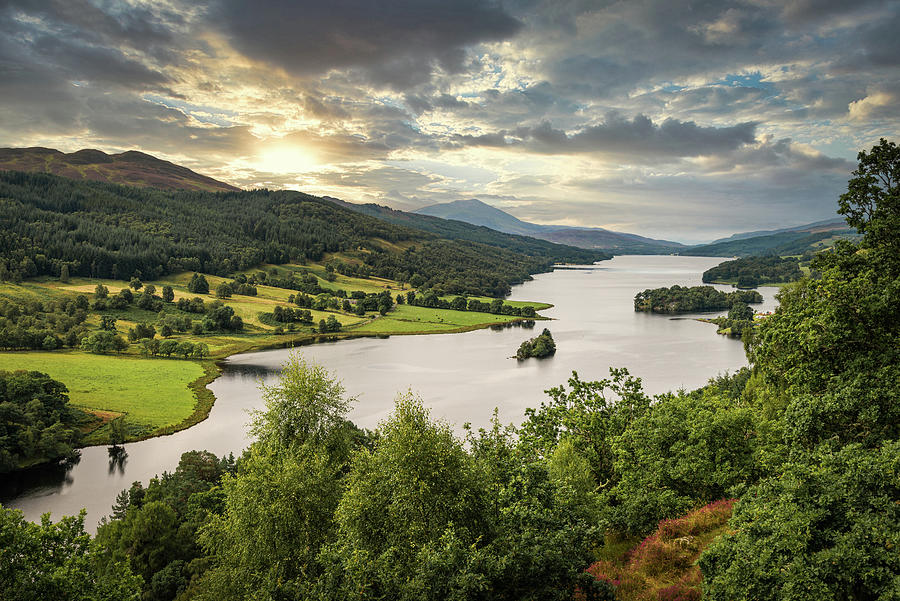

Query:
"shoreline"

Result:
[[5, 311, 553, 463]]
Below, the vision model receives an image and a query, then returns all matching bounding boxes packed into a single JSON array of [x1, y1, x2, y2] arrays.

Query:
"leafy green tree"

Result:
[[162, 286, 174, 303], [323, 393, 491, 598], [94, 451, 234, 601], [0, 370, 81, 471], [519, 368, 651, 487], [607, 386, 762, 535], [197, 355, 354, 600], [249, 353, 352, 451], [81, 331, 127, 354], [838, 137, 899, 258], [0, 507, 141, 601], [187, 274, 209, 295], [129, 277, 143, 291], [95, 283, 109, 299], [100, 315, 117, 331], [215, 283, 233, 299], [701, 442, 900, 600], [727, 302, 753, 321]]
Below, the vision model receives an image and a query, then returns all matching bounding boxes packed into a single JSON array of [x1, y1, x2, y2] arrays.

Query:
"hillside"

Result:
[[705, 217, 848, 244], [680, 229, 854, 257], [0, 171, 603, 297], [0, 147, 240, 192], [414, 198, 684, 253], [683, 218, 855, 257], [324, 197, 610, 264]]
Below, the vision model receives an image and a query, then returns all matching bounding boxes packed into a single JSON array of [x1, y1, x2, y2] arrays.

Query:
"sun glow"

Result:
[[256, 146, 319, 174]]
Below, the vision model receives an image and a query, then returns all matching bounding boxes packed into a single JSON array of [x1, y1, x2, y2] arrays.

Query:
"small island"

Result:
[[516, 328, 556, 360], [634, 285, 762, 314]]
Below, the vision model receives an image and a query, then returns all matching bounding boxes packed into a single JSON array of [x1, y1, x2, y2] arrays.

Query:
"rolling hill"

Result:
[[414, 198, 684, 253], [681, 218, 856, 257], [0, 147, 240, 192], [0, 170, 609, 297]]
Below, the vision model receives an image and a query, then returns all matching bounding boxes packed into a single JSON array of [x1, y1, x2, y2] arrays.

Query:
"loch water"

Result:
[[1, 255, 779, 531]]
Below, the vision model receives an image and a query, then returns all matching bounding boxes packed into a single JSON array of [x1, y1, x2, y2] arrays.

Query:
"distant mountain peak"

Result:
[[414, 198, 684, 252], [0, 146, 240, 193]]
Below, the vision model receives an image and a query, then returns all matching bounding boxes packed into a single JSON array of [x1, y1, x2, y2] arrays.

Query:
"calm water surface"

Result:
[[1, 255, 778, 531]]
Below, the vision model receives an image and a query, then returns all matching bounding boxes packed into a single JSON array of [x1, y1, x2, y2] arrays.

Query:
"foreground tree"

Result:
[[838, 137, 899, 260], [0, 507, 141, 601], [196, 354, 356, 600], [701, 442, 900, 600]]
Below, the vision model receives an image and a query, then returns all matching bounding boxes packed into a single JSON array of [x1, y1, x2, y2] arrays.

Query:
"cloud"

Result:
[[450, 113, 758, 158], [847, 89, 900, 122], [214, 0, 521, 89]]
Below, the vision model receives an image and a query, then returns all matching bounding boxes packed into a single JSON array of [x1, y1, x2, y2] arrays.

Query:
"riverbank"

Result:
[[0, 267, 552, 450]]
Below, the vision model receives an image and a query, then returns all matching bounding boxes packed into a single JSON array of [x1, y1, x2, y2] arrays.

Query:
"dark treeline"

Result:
[[0, 370, 82, 472], [406, 291, 537, 317], [0, 171, 607, 297], [633, 285, 762, 313], [702, 255, 802, 287]]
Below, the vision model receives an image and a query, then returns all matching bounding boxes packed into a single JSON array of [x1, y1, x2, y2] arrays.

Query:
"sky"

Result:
[[1, 0, 898, 243]]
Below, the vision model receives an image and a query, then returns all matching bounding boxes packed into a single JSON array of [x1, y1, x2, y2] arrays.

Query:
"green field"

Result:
[[350, 304, 528, 334], [1, 265, 550, 446], [0, 351, 207, 441]]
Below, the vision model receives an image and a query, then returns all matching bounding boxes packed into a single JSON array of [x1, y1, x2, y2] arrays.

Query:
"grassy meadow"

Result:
[[0, 351, 209, 443], [0, 263, 550, 445]]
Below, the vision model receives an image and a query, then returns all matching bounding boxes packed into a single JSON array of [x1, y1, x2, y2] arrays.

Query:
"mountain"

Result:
[[414, 198, 542, 237], [324, 197, 609, 265], [682, 218, 855, 257], [0, 147, 240, 192], [414, 198, 684, 253]]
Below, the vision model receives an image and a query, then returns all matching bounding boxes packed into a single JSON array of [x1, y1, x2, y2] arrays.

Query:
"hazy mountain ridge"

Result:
[[414, 198, 684, 253], [682, 219, 855, 257], [0, 147, 240, 193], [322, 196, 610, 264], [704, 218, 850, 245]]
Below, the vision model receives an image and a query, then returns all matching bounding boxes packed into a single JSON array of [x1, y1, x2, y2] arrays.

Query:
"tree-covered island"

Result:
[[633, 285, 762, 313], [515, 328, 556, 360]]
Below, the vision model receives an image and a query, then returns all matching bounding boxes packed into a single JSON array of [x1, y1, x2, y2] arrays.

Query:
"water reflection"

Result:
[[107, 446, 128, 475], [0, 454, 79, 501]]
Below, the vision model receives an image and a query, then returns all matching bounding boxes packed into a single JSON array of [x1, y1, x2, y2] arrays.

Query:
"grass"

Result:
[[349, 304, 531, 335], [585, 499, 737, 600], [0, 351, 208, 443], [0, 265, 552, 447]]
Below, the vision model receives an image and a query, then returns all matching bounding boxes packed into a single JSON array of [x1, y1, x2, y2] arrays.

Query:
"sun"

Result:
[[256, 146, 319, 174]]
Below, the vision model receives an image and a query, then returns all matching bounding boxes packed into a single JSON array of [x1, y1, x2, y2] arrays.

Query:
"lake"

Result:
[[1, 255, 779, 531]]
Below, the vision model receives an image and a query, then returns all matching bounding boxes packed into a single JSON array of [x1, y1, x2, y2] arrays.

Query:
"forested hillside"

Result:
[[701, 256, 802, 287], [682, 228, 853, 257], [0, 171, 605, 296]]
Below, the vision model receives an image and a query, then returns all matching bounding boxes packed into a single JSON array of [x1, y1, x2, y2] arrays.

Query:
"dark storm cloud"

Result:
[[214, 0, 522, 89], [1, 0, 184, 64], [451, 114, 757, 158]]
